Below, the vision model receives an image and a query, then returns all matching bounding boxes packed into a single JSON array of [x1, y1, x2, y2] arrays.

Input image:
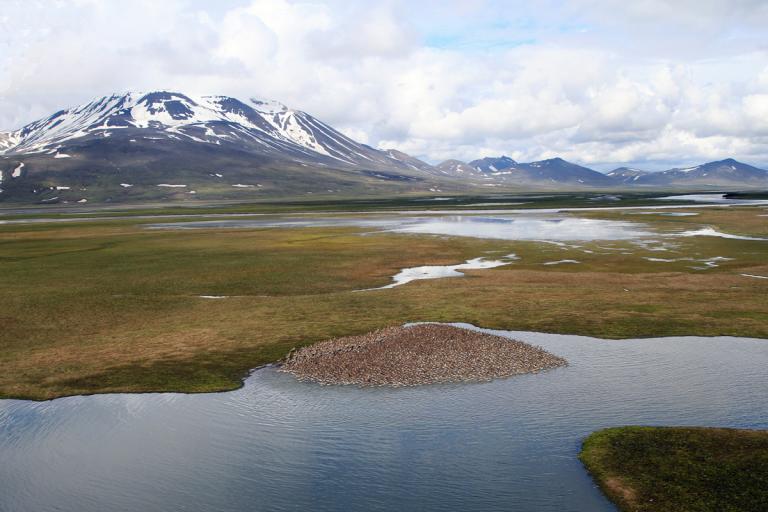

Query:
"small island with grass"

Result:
[[579, 426, 768, 512], [279, 323, 567, 386]]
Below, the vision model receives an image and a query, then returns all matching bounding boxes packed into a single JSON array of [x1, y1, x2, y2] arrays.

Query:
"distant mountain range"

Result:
[[0, 91, 766, 204], [440, 156, 767, 188]]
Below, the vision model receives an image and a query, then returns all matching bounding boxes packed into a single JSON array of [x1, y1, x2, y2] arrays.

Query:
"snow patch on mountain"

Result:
[[0, 132, 21, 152]]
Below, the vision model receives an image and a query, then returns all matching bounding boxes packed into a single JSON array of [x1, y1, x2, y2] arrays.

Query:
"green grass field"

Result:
[[1, 203, 766, 399], [580, 426, 768, 512]]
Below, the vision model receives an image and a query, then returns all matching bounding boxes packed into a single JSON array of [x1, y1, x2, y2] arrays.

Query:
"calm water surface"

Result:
[[148, 215, 654, 241], [1, 324, 767, 512], [655, 193, 768, 205]]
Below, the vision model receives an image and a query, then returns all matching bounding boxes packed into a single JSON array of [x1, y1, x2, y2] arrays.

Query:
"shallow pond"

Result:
[[1, 324, 766, 512], [148, 214, 655, 241], [362, 256, 515, 289], [655, 193, 768, 205]]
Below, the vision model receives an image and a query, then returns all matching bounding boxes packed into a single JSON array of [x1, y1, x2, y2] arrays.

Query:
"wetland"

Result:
[[1, 193, 767, 511]]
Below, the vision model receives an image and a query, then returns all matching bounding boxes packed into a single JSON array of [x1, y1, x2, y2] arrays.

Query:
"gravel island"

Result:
[[280, 324, 567, 386]]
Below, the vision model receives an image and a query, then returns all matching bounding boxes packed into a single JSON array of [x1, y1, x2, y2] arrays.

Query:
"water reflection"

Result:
[[363, 256, 515, 290], [655, 193, 768, 205], [389, 216, 653, 241], [149, 215, 654, 241]]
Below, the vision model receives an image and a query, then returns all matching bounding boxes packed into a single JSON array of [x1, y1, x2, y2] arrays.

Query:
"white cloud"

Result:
[[1, 0, 768, 170]]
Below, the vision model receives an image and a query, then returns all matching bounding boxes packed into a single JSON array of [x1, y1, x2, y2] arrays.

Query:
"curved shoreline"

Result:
[[3, 325, 766, 402]]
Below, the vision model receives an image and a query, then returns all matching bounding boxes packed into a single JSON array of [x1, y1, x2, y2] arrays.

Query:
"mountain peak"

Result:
[[468, 155, 518, 173], [606, 167, 650, 183], [607, 167, 648, 175], [0, 91, 412, 172], [435, 159, 480, 176], [250, 98, 289, 113]]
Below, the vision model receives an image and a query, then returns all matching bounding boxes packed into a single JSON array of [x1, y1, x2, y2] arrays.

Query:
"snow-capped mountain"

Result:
[[468, 156, 517, 174], [508, 158, 615, 186], [434, 159, 483, 177], [0, 91, 406, 169], [0, 91, 457, 202], [634, 159, 768, 187], [436, 156, 614, 186], [605, 167, 650, 184]]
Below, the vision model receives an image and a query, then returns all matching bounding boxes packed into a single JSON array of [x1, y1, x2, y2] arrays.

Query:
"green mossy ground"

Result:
[[580, 426, 768, 512]]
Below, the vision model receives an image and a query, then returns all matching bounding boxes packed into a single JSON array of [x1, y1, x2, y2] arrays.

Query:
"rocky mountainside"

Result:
[[434, 159, 484, 178], [505, 157, 615, 186], [383, 149, 442, 175], [436, 156, 614, 187], [605, 167, 650, 184], [631, 159, 768, 187], [434, 156, 766, 190], [468, 156, 518, 173]]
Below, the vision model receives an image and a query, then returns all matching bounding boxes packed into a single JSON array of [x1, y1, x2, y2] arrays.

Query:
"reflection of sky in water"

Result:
[[629, 211, 699, 216], [4, 194, 767, 227], [1, 325, 767, 512], [655, 193, 768, 205], [365, 257, 513, 290], [150, 215, 654, 241], [390, 216, 653, 241]]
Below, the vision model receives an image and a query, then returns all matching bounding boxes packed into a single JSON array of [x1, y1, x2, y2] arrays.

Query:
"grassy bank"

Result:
[[579, 426, 768, 511], [1, 206, 767, 400]]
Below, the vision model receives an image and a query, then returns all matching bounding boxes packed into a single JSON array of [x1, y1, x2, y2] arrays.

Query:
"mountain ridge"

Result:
[[1, 91, 766, 203]]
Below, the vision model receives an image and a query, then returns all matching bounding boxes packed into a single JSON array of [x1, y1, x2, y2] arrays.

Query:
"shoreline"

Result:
[[3, 325, 767, 402]]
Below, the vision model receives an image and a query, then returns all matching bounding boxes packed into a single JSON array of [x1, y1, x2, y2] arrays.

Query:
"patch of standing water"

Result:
[[1, 324, 766, 512], [629, 211, 699, 216], [543, 259, 580, 265], [361, 256, 517, 290], [149, 214, 656, 242], [654, 193, 768, 205], [643, 256, 734, 269], [385, 216, 654, 241], [673, 227, 768, 241], [630, 239, 679, 252]]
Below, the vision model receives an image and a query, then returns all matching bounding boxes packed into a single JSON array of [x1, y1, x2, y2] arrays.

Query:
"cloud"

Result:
[[574, 0, 768, 29], [1, 0, 768, 170]]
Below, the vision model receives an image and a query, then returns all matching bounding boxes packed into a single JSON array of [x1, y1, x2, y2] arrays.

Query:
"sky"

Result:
[[1, 0, 768, 171]]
